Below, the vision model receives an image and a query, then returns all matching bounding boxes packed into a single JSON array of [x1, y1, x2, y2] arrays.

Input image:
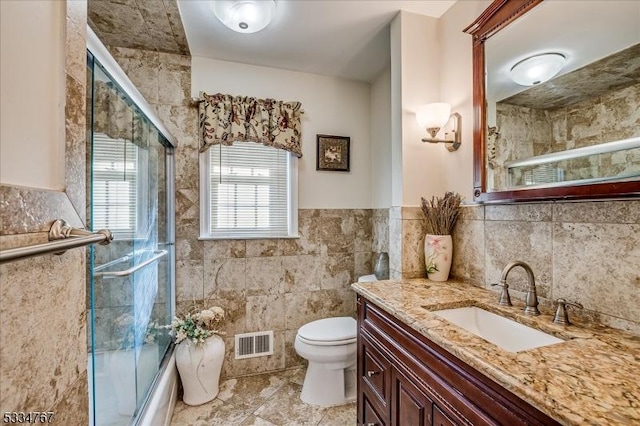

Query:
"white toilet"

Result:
[[294, 316, 357, 407]]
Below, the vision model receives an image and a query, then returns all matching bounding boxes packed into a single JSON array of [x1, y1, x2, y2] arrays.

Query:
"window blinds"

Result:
[[208, 141, 290, 238], [92, 133, 138, 237]]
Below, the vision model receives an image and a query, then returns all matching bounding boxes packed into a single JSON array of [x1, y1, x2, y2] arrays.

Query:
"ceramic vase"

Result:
[[374, 252, 390, 280], [175, 335, 225, 406], [424, 234, 453, 282]]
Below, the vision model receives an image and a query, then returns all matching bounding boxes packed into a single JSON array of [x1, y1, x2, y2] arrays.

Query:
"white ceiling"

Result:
[[177, 0, 456, 82]]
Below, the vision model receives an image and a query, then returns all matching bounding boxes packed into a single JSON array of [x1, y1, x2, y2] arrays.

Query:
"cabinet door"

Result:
[[363, 392, 387, 426], [433, 405, 458, 426], [391, 367, 434, 426]]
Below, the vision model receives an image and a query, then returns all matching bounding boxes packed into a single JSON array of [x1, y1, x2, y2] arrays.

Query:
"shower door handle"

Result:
[[94, 250, 168, 277]]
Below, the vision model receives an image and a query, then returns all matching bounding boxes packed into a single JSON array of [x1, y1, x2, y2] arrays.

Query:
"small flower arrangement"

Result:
[[165, 305, 226, 346]]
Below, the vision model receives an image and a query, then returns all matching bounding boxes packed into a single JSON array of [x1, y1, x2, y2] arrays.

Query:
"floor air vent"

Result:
[[235, 331, 274, 359]]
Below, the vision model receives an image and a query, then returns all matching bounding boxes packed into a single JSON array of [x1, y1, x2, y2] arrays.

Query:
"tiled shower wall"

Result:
[[493, 83, 640, 189], [111, 48, 377, 378], [0, 192, 88, 424], [451, 200, 640, 335]]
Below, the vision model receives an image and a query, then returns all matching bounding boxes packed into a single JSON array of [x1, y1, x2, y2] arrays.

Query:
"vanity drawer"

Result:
[[361, 334, 390, 406]]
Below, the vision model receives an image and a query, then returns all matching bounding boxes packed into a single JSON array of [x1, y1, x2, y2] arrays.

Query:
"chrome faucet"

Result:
[[499, 261, 540, 316]]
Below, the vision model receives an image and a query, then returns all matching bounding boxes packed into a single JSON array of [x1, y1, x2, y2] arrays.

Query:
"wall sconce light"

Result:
[[416, 103, 461, 152]]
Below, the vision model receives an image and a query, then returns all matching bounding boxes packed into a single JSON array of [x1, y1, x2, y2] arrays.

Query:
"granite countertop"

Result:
[[351, 278, 640, 426]]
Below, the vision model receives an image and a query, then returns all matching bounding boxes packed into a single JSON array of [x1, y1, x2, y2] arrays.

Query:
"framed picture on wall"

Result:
[[316, 134, 350, 172]]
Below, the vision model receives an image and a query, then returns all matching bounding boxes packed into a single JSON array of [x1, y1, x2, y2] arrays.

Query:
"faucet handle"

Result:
[[491, 280, 512, 306], [553, 298, 583, 325]]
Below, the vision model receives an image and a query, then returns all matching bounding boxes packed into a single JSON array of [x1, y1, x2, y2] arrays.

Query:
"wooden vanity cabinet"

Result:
[[356, 295, 560, 426]]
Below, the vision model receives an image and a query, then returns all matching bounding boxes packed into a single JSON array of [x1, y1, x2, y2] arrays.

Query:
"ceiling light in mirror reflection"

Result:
[[213, 0, 276, 34], [509, 53, 566, 86]]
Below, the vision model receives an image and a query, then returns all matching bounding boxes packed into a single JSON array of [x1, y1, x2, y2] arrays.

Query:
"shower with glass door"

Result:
[[86, 29, 176, 426]]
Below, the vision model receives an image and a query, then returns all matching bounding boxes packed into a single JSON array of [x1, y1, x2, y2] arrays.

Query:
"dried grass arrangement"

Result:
[[420, 192, 463, 235]]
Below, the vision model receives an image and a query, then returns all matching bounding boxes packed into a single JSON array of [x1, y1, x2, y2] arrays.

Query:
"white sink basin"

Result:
[[432, 306, 564, 352]]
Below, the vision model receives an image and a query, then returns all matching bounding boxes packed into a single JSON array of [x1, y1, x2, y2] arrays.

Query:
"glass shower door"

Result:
[[87, 54, 174, 426]]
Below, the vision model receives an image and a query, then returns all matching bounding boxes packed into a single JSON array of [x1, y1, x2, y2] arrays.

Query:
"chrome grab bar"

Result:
[[0, 219, 113, 265], [94, 250, 167, 278]]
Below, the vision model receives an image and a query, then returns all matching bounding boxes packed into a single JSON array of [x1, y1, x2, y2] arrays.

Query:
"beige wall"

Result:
[[0, 0, 66, 190], [371, 67, 392, 209], [399, 11, 445, 206], [438, 0, 488, 200], [0, 0, 89, 423], [390, 15, 404, 208], [191, 56, 372, 210], [389, 11, 447, 208]]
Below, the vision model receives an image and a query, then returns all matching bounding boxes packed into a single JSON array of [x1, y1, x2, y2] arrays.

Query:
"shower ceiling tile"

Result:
[[88, 0, 190, 55]]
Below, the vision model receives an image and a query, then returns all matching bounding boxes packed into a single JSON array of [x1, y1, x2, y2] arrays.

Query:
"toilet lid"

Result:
[[298, 317, 357, 342]]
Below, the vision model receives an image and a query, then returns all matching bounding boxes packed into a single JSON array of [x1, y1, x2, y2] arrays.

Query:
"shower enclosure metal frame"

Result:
[[86, 26, 177, 426]]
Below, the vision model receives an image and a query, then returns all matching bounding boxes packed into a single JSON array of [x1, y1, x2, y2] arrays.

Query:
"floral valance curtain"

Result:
[[198, 92, 303, 158]]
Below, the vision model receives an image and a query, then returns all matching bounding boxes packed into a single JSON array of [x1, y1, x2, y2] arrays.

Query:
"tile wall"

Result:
[[451, 200, 640, 335], [493, 83, 640, 189], [388, 207, 427, 279], [180, 209, 373, 378]]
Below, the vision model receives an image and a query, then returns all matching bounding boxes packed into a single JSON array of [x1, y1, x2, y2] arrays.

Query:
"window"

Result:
[[92, 133, 142, 238], [200, 141, 298, 239]]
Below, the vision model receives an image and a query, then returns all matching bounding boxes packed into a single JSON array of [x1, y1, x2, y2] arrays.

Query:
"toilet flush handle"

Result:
[[366, 370, 379, 377]]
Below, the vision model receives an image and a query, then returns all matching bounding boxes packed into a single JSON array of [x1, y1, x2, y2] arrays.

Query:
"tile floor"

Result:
[[170, 367, 356, 426]]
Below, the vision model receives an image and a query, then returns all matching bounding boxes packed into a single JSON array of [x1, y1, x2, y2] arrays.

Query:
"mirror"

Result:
[[465, 0, 640, 203]]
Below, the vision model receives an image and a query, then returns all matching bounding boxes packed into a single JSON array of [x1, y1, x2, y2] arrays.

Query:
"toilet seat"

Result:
[[296, 335, 356, 346], [297, 317, 356, 343]]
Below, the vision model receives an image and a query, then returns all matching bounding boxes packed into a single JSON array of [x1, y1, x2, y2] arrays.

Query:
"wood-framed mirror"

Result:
[[464, 0, 640, 203]]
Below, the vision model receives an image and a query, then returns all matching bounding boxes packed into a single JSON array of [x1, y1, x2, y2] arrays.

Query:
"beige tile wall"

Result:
[[495, 83, 640, 189], [0, 231, 88, 422], [451, 200, 640, 335], [388, 207, 428, 280], [372, 209, 390, 255], [186, 208, 373, 378]]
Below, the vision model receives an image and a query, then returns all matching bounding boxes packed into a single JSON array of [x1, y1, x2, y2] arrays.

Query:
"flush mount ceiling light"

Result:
[[509, 53, 566, 86], [213, 0, 276, 34]]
